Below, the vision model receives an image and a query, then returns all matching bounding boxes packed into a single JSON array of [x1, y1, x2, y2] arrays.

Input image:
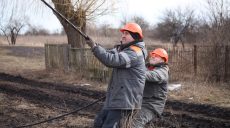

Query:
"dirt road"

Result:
[[0, 72, 229, 128]]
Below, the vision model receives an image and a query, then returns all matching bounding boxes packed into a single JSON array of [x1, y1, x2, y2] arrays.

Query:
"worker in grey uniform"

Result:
[[132, 48, 169, 128], [85, 22, 147, 128]]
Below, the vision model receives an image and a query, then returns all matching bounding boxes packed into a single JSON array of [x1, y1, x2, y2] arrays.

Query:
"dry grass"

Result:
[[0, 35, 168, 48], [168, 80, 230, 108], [0, 35, 229, 108], [0, 45, 106, 90], [0, 47, 45, 74], [0, 35, 68, 47], [22, 69, 107, 91]]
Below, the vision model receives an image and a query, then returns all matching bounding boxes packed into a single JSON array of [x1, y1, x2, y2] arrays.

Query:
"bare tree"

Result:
[[50, 0, 115, 48], [1, 20, 25, 45], [119, 15, 149, 36], [0, 0, 116, 48], [205, 0, 230, 45], [202, 0, 230, 81], [153, 9, 180, 41], [99, 23, 112, 37], [131, 16, 149, 31], [119, 14, 129, 28], [24, 24, 50, 36], [0, 9, 27, 45], [0, 1, 29, 45], [170, 10, 194, 48], [153, 8, 196, 48]]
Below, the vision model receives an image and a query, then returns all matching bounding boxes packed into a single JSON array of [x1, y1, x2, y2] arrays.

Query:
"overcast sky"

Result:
[[3, 0, 208, 33], [99, 0, 207, 27]]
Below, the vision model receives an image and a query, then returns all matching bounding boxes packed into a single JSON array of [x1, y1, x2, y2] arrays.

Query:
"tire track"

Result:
[[0, 72, 105, 98]]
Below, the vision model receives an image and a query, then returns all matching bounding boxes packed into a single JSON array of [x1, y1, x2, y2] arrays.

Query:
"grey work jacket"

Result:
[[142, 64, 169, 116], [92, 42, 147, 109]]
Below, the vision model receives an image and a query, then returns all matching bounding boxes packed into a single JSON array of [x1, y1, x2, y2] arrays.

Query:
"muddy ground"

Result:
[[0, 45, 229, 128], [0, 72, 229, 128]]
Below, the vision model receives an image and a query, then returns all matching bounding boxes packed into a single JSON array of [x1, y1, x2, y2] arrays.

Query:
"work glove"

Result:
[[85, 36, 96, 48]]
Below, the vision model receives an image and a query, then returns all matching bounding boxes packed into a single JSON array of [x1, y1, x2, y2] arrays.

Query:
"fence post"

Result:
[[45, 44, 49, 69], [63, 44, 70, 71], [194, 45, 197, 75], [224, 45, 229, 82]]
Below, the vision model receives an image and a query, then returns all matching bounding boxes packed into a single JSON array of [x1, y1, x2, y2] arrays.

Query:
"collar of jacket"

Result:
[[119, 39, 143, 51], [146, 62, 168, 69], [114, 41, 146, 59]]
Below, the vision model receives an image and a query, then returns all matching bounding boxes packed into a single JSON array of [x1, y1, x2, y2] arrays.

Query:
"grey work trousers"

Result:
[[132, 107, 156, 128], [93, 109, 134, 128]]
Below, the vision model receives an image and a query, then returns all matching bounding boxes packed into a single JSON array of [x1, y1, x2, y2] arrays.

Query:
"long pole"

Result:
[[40, 0, 89, 39]]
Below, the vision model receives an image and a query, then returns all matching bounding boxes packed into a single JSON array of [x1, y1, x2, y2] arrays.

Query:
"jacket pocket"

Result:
[[115, 79, 143, 106]]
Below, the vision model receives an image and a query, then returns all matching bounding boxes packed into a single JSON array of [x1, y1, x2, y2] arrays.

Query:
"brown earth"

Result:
[[0, 73, 229, 128], [0, 43, 229, 128]]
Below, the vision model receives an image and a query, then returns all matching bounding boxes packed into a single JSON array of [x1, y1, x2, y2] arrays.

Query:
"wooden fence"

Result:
[[45, 44, 230, 82], [45, 44, 111, 81]]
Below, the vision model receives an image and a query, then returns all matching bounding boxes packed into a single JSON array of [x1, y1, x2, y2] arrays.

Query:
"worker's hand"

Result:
[[85, 36, 96, 48]]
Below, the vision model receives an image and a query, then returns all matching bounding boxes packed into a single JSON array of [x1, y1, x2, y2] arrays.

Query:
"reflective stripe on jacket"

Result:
[[92, 42, 147, 109]]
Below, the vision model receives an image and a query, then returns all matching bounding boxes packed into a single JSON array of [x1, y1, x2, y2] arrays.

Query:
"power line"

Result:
[[15, 96, 105, 128]]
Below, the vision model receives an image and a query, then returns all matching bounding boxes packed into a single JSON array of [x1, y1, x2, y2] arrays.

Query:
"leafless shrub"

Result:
[[24, 24, 50, 36], [203, 0, 230, 45], [98, 23, 114, 37], [195, 0, 230, 81], [0, 16, 27, 45], [152, 8, 197, 47], [131, 16, 150, 31]]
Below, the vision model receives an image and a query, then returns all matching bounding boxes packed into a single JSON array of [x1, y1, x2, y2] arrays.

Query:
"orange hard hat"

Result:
[[120, 23, 143, 38], [150, 48, 168, 63]]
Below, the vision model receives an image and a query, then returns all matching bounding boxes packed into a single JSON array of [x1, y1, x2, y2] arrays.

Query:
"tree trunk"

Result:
[[62, 19, 86, 48], [52, 0, 86, 48], [10, 29, 16, 45]]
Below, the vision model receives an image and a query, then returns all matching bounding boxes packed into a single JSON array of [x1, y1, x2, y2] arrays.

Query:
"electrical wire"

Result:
[[15, 96, 105, 128]]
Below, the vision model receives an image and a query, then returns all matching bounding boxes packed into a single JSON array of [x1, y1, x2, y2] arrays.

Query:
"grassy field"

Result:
[[0, 35, 230, 128], [0, 35, 229, 108]]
